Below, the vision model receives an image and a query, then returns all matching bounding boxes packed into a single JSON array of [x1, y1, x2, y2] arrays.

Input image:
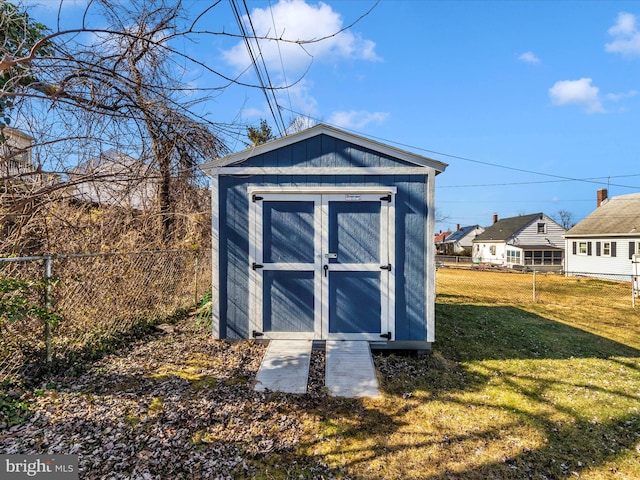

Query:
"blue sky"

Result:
[[23, 0, 640, 231]]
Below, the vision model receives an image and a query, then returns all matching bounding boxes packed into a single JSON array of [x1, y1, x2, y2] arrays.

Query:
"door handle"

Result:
[[323, 265, 328, 277]]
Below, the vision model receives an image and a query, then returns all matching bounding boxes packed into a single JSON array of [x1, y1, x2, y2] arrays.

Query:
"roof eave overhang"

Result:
[[564, 232, 640, 238]]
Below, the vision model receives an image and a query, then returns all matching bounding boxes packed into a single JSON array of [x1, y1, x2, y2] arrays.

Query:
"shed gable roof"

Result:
[[565, 192, 640, 237], [200, 123, 447, 172], [473, 213, 542, 242]]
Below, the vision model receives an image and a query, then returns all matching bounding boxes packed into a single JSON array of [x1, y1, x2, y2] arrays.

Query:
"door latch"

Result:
[[380, 264, 392, 271], [380, 332, 392, 340], [252, 262, 264, 270], [323, 264, 329, 277]]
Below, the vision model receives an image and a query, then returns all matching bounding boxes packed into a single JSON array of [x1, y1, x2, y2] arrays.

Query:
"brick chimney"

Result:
[[597, 188, 608, 207], [456, 223, 460, 231], [493, 213, 498, 224]]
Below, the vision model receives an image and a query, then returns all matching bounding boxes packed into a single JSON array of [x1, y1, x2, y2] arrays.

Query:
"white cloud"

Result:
[[518, 51, 540, 64], [606, 90, 638, 102], [221, 0, 380, 75], [327, 110, 389, 129], [548, 78, 604, 113], [605, 12, 640, 57], [283, 79, 319, 117]]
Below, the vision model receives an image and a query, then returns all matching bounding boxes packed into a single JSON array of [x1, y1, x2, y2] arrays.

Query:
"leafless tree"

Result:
[[0, 0, 374, 253], [553, 209, 575, 230]]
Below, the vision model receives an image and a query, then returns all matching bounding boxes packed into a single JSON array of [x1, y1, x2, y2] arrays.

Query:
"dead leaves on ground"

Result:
[[0, 318, 342, 479]]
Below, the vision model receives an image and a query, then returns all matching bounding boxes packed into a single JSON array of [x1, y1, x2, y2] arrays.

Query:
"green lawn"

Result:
[[302, 270, 640, 479]]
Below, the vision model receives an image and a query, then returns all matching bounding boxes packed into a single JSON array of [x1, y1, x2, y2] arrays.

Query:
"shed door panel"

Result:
[[263, 270, 315, 332], [249, 190, 394, 341], [322, 195, 391, 340], [250, 195, 322, 339], [328, 201, 380, 263], [328, 271, 381, 333], [263, 201, 315, 263]]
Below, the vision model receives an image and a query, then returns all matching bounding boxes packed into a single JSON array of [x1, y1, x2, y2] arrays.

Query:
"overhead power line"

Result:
[[229, 0, 286, 135], [278, 107, 640, 191]]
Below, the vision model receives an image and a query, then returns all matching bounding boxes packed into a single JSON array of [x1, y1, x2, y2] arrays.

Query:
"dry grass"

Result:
[[301, 269, 640, 479], [4, 269, 639, 479]]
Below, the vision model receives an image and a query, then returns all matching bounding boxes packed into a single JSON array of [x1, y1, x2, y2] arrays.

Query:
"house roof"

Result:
[[2, 127, 34, 143], [434, 231, 452, 243], [565, 192, 640, 237], [72, 149, 154, 176], [443, 225, 481, 243], [200, 123, 448, 173], [473, 213, 543, 242]]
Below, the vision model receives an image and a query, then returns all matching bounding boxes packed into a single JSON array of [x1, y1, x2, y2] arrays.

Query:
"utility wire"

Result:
[[268, 0, 293, 132], [242, 0, 286, 133], [229, 0, 284, 135], [279, 106, 640, 190]]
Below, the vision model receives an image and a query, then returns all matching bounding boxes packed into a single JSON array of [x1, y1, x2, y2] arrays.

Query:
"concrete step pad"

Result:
[[325, 340, 380, 398], [254, 340, 312, 394]]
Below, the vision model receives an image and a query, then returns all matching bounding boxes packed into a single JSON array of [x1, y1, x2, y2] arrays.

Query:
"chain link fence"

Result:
[[0, 250, 211, 383], [436, 265, 638, 309]]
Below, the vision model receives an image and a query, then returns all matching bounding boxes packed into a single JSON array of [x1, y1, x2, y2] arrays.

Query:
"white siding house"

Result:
[[1, 127, 34, 179], [564, 190, 640, 279], [441, 225, 484, 255], [472, 213, 565, 271], [71, 150, 156, 210]]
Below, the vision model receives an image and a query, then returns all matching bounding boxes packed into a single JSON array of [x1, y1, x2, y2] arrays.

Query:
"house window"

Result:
[[578, 242, 588, 255], [603, 242, 611, 256], [537, 223, 546, 234], [533, 251, 543, 265], [506, 250, 521, 264], [489, 245, 496, 255]]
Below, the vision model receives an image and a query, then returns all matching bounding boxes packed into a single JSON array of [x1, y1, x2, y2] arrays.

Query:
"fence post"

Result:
[[44, 256, 53, 364], [194, 251, 199, 306], [532, 270, 536, 303]]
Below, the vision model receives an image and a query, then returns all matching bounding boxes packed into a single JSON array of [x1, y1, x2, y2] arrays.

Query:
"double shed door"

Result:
[[249, 189, 395, 340]]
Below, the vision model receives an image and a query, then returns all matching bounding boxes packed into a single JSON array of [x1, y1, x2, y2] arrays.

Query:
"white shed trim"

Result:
[[210, 174, 221, 339], [210, 166, 433, 176]]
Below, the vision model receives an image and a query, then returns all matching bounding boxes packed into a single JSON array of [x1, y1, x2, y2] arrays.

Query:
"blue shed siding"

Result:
[[394, 176, 427, 341], [242, 134, 416, 168], [218, 174, 429, 341]]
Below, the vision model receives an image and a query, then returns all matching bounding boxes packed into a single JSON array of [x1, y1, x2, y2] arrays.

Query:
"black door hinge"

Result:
[[380, 264, 392, 271], [252, 194, 263, 202], [380, 194, 392, 202], [252, 262, 264, 270], [380, 332, 392, 340], [252, 330, 264, 338]]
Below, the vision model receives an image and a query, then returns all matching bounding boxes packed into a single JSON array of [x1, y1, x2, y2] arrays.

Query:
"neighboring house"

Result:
[[1, 127, 35, 180], [564, 189, 640, 278], [434, 231, 452, 254], [71, 150, 156, 210], [440, 224, 484, 255], [472, 213, 565, 271], [200, 123, 448, 350]]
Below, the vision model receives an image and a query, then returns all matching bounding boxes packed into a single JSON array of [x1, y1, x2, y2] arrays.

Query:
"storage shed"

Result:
[[200, 124, 447, 349]]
